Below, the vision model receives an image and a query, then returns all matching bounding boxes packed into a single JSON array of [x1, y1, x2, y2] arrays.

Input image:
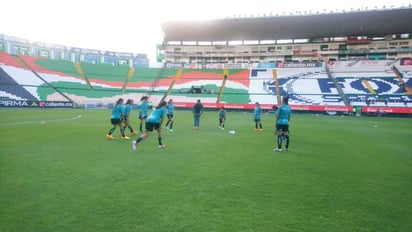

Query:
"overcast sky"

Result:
[[1, 0, 411, 64]]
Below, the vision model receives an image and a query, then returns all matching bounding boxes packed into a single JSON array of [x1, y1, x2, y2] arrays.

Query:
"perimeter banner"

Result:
[[174, 102, 353, 111], [0, 100, 73, 108], [172, 103, 412, 114]]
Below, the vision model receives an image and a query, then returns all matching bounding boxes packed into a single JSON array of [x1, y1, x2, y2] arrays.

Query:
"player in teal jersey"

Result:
[[218, 106, 226, 129], [138, 96, 149, 133], [274, 96, 291, 152], [106, 98, 129, 140], [165, 99, 175, 131], [253, 102, 263, 132], [133, 100, 167, 150], [123, 99, 138, 136]]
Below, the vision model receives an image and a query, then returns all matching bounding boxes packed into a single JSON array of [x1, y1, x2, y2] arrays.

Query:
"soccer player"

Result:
[[165, 99, 175, 131], [253, 102, 263, 131], [123, 99, 138, 136], [138, 96, 149, 133], [218, 106, 226, 129], [132, 100, 167, 150], [274, 96, 291, 152], [106, 98, 129, 140], [192, 99, 204, 130]]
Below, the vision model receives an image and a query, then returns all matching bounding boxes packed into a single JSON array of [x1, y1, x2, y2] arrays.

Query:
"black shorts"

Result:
[[145, 122, 161, 132], [139, 111, 147, 119], [276, 124, 289, 133], [111, 118, 122, 125]]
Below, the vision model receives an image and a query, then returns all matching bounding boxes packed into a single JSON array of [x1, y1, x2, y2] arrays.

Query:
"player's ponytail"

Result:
[[156, 100, 167, 109]]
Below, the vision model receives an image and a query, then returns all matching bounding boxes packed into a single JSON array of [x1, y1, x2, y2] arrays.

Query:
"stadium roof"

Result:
[[161, 8, 412, 42]]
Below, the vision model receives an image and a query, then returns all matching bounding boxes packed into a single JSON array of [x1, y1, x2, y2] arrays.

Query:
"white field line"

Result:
[[0, 115, 82, 126]]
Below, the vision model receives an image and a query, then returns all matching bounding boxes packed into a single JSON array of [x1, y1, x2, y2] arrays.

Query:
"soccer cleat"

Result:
[[259, 129, 263, 132], [284, 149, 289, 152], [169, 129, 173, 132], [158, 144, 166, 148], [106, 134, 114, 140], [132, 141, 137, 151], [221, 127, 224, 130], [132, 131, 138, 135], [254, 128, 258, 132], [122, 136, 130, 140], [274, 148, 282, 152]]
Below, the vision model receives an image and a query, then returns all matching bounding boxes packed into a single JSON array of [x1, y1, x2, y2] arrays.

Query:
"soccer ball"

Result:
[[229, 130, 236, 135]]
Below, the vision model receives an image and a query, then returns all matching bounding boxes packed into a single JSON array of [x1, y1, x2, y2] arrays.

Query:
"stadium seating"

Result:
[[327, 60, 411, 106], [0, 52, 25, 68], [1, 53, 411, 107], [0, 67, 38, 100]]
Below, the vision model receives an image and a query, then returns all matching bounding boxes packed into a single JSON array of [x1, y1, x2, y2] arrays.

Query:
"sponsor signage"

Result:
[[277, 62, 322, 68], [164, 62, 185, 68], [0, 100, 73, 108], [172, 103, 412, 114], [362, 106, 412, 114]]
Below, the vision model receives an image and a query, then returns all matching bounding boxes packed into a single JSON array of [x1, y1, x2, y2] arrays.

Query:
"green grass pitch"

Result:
[[1, 109, 411, 231]]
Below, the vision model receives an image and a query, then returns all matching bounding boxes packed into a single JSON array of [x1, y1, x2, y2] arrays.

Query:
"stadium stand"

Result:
[[1, 7, 411, 113], [0, 67, 38, 100]]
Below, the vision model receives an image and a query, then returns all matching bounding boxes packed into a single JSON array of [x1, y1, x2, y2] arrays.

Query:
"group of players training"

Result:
[[106, 95, 291, 152]]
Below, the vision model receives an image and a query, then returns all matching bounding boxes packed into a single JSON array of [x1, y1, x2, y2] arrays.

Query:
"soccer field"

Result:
[[1, 109, 411, 232]]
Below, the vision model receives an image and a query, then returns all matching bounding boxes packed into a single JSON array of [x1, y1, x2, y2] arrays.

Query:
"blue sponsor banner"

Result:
[[103, 56, 117, 65], [257, 62, 276, 68], [71, 47, 82, 53], [104, 51, 116, 57], [83, 54, 99, 64], [1, 34, 149, 67], [133, 58, 149, 67]]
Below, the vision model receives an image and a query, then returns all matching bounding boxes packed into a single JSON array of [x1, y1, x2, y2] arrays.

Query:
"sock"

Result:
[[165, 121, 169, 127], [277, 135, 282, 149], [222, 123, 224, 128], [136, 137, 143, 143], [255, 123, 258, 129], [128, 125, 134, 132], [139, 123, 143, 132], [285, 135, 289, 149], [108, 128, 115, 135], [120, 127, 125, 136], [170, 122, 173, 129], [259, 123, 263, 129], [158, 137, 162, 145]]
